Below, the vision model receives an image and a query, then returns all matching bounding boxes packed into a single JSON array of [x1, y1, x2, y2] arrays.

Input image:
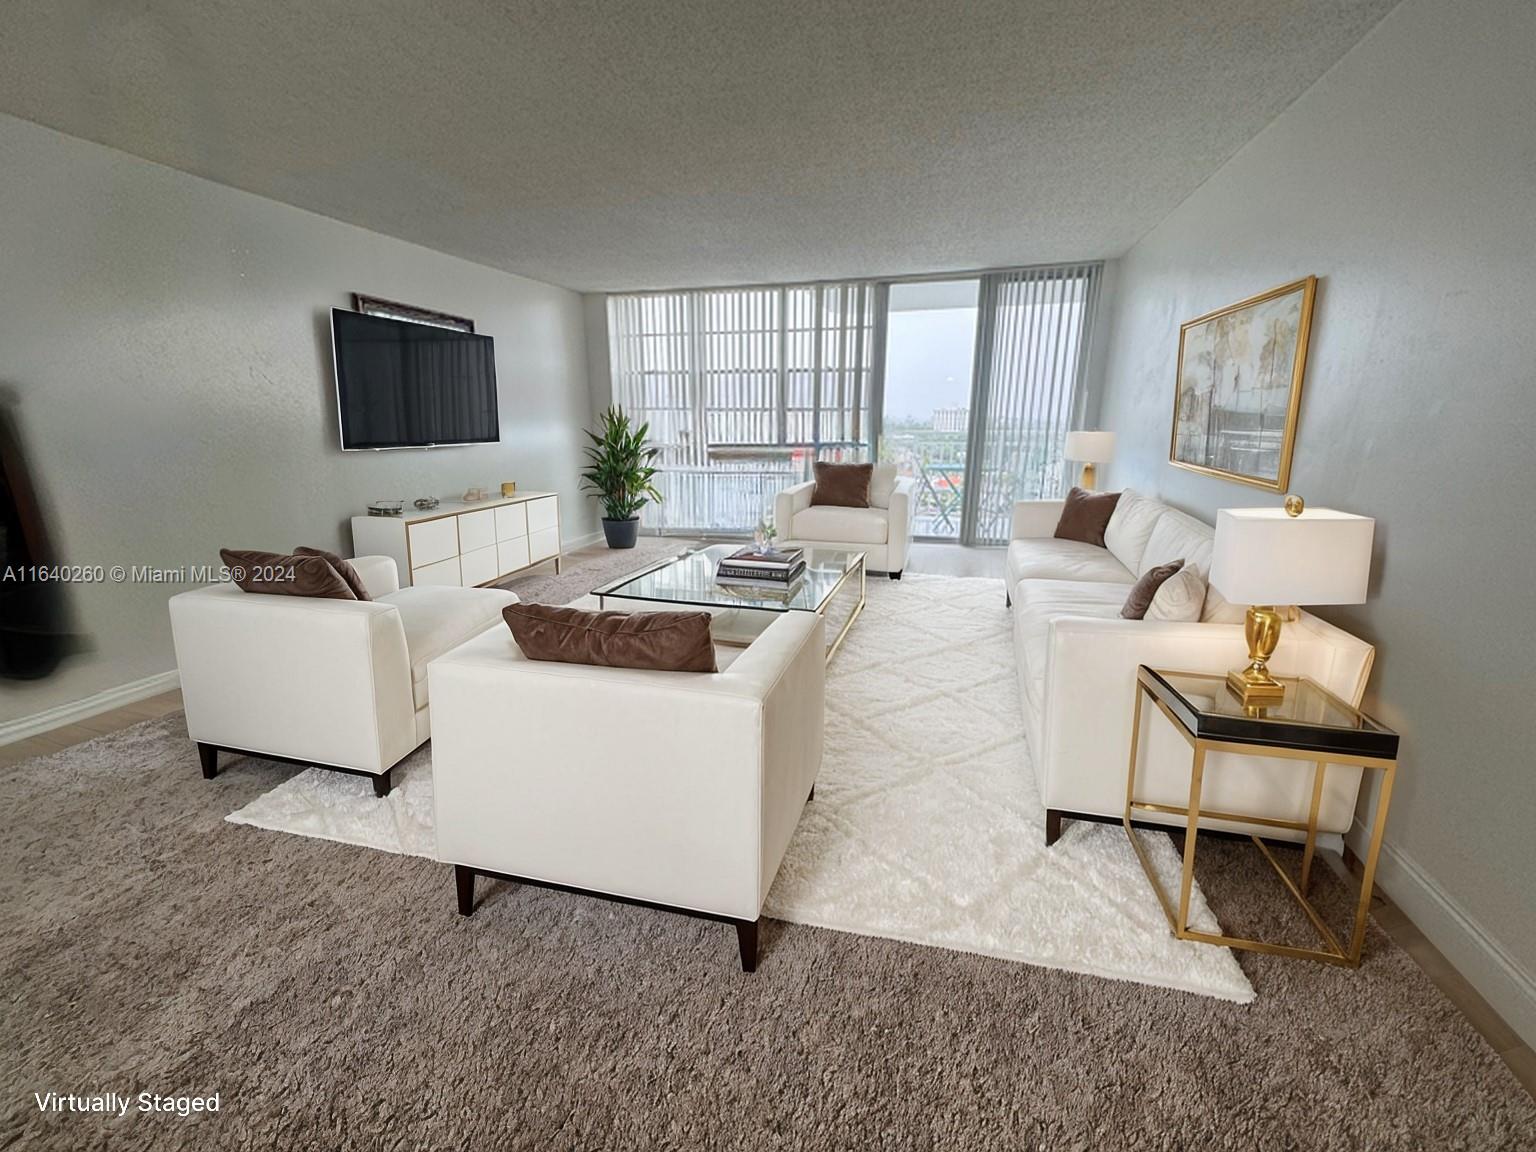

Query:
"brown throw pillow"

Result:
[[1121, 560, 1185, 620], [503, 603, 717, 673], [294, 546, 372, 601], [1054, 487, 1121, 547], [811, 462, 873, 508], [219, 548, 358, 600]]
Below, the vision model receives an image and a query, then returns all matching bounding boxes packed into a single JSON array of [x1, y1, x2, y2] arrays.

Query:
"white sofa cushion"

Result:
[[1012, 578, 1130, 712], [385, 585, 519, 708], [1007, 538, 1133, 590], [1145, 565, 1207, 622], [1139, 508, 1214, 578], [868, 462, 899, 509], [1103, 488, 1164, 572], [791, 505, 889, 545]]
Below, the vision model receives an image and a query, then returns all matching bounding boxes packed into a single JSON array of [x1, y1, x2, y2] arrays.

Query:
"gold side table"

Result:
[[1124, 666, 1400, 966]]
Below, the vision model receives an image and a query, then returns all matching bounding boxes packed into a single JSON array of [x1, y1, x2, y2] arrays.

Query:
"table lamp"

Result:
[[1064, 430, 1116, 490], [1209, 497, 1374, 705]]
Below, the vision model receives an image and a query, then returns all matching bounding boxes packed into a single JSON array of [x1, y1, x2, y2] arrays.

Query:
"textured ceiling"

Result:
[[0, 1, 1398, 292]]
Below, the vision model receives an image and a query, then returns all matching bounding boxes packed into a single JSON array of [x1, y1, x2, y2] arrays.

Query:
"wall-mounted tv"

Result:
[[332, 309, 500, 450]]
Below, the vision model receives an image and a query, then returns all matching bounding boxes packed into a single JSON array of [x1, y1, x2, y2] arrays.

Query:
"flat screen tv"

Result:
[[332, 309, 500, 450]]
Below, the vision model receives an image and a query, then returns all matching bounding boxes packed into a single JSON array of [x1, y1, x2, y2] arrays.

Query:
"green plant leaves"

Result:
[[579, 406, 664, 521]]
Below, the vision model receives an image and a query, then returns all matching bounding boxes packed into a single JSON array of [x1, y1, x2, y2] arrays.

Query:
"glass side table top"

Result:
[[1138, 667, 1399, 760], [594, 544, 864, 613]]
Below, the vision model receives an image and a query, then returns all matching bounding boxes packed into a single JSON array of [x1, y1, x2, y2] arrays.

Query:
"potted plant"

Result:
[[580, 406, 663, 549]]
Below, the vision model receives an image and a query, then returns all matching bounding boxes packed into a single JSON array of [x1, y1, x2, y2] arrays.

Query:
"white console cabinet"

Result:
[[351, 492, 562, 589]]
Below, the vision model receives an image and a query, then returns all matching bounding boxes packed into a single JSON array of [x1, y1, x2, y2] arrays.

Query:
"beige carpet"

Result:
[[2, 541, 1533, 1149], [2, 714, 1533, 1149]]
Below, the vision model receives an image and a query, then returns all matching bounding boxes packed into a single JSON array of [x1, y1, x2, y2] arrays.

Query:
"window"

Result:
[[608, 283, 876, 532], [967, 264, 1103, 542], [606, 264, 1101, 538]]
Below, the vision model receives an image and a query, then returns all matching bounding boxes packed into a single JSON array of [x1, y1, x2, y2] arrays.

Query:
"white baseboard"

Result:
[[1351, 818, 1536, 1049], [563, 531, 604, 550], [0, 670, 181, 746]]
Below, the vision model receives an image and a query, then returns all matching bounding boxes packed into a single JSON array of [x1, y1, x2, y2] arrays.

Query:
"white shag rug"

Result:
[[227, 574, 1254, 1003]]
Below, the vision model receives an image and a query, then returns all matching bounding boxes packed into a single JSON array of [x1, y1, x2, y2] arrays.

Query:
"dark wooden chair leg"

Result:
[[736, 919, 759, 972], [455, 865, 476, 916], [1045, 808, 1063, 847], [889, 571, 902, 580], [1005, 591, 1012, 608], [372, 767, 393, 798], [197, 743, 218, 780]]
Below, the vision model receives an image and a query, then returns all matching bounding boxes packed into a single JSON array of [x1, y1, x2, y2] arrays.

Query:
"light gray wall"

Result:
[[582, 293, 614, 416], [0, 114, 596, 723], [1094, 0, 1536, 1039]]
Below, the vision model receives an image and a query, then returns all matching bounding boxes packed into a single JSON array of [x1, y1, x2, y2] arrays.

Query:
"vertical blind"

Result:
[[608, 284, 876, 530], [966, 263, 1103, 543], [606, 264, 1100, 537], [608, 283, 876, 461]]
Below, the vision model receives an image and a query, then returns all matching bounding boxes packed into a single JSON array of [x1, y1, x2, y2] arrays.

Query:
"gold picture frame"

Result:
[[1169, 275, 1316, 491]]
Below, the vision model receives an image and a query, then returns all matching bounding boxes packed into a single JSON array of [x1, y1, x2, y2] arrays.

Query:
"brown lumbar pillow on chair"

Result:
[[1053, 487, 1121, 547], [219, 548, 358, 600], [294, 546, 372, 601], [1121, 559, 1185, 620], [810, 462, 874, 508], [503, 603, 717, 673]]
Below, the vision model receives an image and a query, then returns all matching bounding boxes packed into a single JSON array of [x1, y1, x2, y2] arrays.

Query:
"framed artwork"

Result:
[[1169, 275, 1316, 491]]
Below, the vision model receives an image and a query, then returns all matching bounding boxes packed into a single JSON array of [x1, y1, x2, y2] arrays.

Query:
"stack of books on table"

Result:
[[715, 546, 806, 591]]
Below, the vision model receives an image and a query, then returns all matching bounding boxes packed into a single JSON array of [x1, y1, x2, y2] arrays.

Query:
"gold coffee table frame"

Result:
[[1124, 668, 1398, 967]]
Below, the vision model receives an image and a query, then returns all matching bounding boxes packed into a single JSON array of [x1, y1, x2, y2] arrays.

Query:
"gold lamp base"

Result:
[[1227, 605, 1286, 706], [1079, 462, 1097, 490]]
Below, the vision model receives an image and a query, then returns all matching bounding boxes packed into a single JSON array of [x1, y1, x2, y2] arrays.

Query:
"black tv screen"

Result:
[[332, 309, 500, 450]]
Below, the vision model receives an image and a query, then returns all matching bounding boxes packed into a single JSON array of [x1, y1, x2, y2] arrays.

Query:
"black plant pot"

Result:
[[601, 517, 640, 549]]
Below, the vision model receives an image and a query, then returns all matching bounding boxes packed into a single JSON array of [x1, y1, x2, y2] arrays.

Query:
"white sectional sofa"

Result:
[[1007, 490, 1376, 846]]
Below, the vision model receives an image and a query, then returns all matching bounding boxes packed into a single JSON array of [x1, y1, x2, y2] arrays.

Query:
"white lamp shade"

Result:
[[1065, 430, 1116, 464], [1210, 507, 1374, 606]]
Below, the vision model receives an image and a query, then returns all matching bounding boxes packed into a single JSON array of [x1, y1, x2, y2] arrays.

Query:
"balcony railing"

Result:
[[643, 455, 1064, 540]]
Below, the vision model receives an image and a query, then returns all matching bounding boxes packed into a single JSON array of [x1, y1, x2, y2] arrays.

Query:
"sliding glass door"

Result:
[[606, 263, 1100, 540], [878, 280, 981, 539], [964, 264, 1103, 543], [877, 264, 1101, 544]]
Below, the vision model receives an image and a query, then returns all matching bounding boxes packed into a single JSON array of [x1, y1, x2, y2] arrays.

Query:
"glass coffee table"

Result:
[[593, 544, 866, 663]]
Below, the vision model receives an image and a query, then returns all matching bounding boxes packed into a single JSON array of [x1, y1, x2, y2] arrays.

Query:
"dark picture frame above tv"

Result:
[[331, 309, 500, 451], [352, 293, 475, 333]]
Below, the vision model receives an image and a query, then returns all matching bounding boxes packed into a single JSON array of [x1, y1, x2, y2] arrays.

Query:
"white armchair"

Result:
[[168, 555, 516, 796], [774, 464, 916, 578], [430, 604, 825, 971]]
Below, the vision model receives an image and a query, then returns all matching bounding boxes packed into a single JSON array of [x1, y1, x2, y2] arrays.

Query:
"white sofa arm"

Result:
[[1011, 499, 1065, 540], [774, 481, 816, 540], [350, 554, 400, 598], [1036, 613, 1373, 836], [429, 613, 825, 920], [885, 477, 917, 573], [169, 584, 416, 773]]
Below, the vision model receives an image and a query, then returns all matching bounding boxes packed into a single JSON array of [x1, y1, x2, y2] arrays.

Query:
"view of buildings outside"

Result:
[[879, 281, 980, 538], [632, 277, 1077, 539]]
